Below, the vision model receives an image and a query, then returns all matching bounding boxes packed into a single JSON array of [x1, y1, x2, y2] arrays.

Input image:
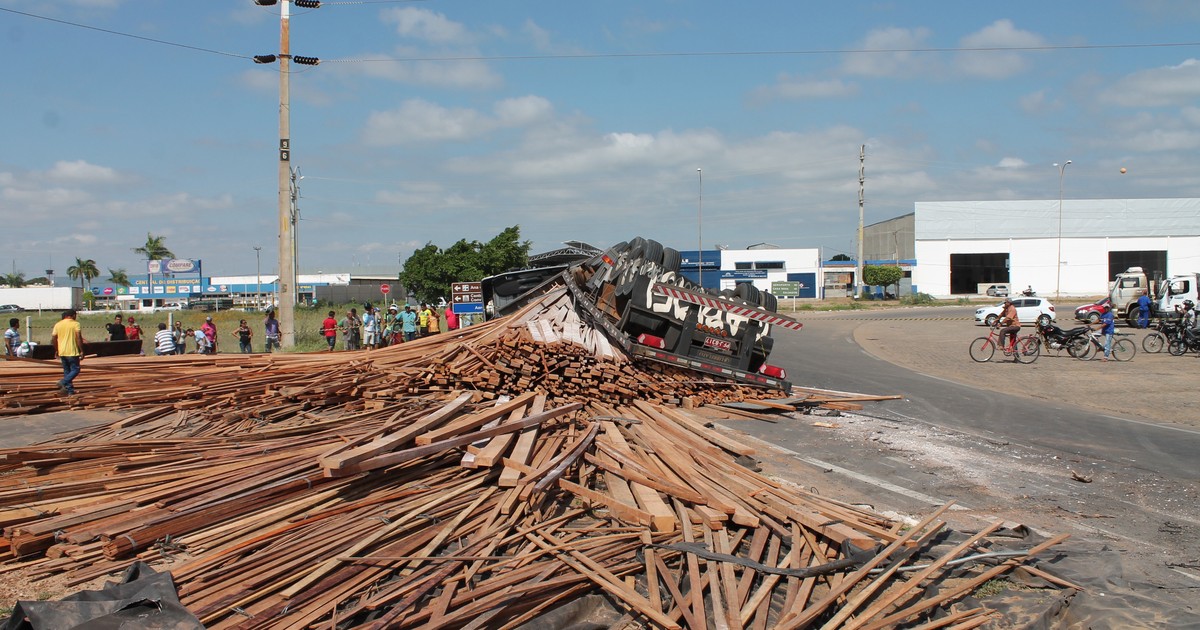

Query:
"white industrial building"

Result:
[[910, 198, 1200, 298]]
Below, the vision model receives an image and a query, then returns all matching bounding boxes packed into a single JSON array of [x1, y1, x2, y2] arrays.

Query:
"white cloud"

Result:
[[493, 96, 553, 126], [350, 53, 503, 90], [1018, 89, 1062, 114], [750, 75, 859, 104], [363, 96, 551, 145], [46, 160, 120, 183], [1101, 58, 1200, 107], [363, 100, 488, 144], [954, 19, 1045, 79], [841, 27, 933, 78], [996, 157, 1028, 168], [381, 7, 471, 45]]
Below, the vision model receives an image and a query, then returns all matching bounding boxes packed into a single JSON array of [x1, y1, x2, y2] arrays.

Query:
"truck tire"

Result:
[[758, 292, 778, 312], [643, 239, 664, 266], [661, 247, 682, 273], [735, 283, 761, 304], [628, 237, 647, 260]]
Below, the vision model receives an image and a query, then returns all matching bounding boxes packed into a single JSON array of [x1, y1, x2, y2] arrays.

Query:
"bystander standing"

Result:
[[233, 319, 253, 353], [264, 310, 281, 352], [4, 318, 21, 357], [51, 309, 85, 395]]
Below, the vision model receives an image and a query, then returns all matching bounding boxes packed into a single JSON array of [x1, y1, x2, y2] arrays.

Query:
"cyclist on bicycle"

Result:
[[998, 298, 1021, 353]]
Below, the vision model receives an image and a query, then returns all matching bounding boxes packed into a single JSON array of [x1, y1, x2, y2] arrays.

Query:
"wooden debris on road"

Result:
[[0, 290, 1069, 628]]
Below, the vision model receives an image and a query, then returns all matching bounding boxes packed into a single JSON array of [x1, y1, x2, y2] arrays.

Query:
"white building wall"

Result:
[[914, 235, 1200, 298], [913, 199, 1200, 298], [718, 248, 821, 293]]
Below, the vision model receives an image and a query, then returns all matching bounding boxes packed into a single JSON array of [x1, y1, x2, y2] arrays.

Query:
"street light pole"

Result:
[[697, 168, 703, 289], [1054, 160, 1071, 302], [254, 246, 262, 309]]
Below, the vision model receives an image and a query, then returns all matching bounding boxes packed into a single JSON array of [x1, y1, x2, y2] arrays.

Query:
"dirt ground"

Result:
[[847, 312, 1197, 428]]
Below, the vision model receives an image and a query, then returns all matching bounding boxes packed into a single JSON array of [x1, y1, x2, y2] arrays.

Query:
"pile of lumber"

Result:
[[0, 291, 1070, 628]]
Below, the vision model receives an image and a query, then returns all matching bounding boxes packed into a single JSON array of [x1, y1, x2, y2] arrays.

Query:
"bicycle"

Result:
[[1076, 329, 1136, 361], [970, 324, 1040, 363]]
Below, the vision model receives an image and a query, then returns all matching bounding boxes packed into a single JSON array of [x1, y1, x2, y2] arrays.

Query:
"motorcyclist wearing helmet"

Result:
[[1179, 300, 1197, 330]]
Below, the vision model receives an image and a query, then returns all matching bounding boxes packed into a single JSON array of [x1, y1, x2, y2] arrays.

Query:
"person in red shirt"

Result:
[[321, 310, 338, 351], [443, 305, 458, 331], [125, 316, 143, 340]]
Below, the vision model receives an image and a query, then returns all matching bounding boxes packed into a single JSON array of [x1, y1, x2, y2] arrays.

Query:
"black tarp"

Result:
[[2, 562, 203, 630]]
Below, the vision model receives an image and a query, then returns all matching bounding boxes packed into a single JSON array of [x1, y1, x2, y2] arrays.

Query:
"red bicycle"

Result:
[[969, 324, 1040, 363]]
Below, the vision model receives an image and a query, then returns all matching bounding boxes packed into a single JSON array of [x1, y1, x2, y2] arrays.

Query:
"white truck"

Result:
[[1074, 267, 1200, 325]]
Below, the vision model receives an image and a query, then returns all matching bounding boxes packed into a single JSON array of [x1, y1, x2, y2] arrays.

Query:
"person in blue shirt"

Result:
[[400, 305, 418, 341], [1094, 302, 1116, 361], [1136, 290, 1151, 329]]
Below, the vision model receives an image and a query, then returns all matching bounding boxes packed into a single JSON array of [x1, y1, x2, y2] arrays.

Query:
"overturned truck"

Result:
[[484, 237, 801, 390]]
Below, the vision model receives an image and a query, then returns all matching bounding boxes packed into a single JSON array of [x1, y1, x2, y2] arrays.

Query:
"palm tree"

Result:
[[132, 233, 174, 262], [67, 257, 100, 291], [0, 272, 25, 288], [107, 268, 131, 287]]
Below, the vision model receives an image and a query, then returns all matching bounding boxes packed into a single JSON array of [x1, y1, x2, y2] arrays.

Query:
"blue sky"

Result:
[[3, 1, 1200, 280]]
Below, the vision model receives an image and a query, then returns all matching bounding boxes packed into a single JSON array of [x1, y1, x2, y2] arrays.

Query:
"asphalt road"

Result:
[[767, 306, 1200, 480], [717, 305, 1200, 623]]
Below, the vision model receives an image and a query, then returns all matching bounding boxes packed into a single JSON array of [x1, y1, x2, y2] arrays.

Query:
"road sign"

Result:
[[452, 282, 482, 293], [380, 283, 391, 295], [771, 281, 801, 297], [452, 280, 484, 315]]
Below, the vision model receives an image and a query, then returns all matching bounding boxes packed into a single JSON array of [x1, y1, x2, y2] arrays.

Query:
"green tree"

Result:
[[107, 268, 131, 287], [398, 243, 446, 304], [477, 226, 531, 275], [1, 272, 26, 288], [830, 253, 852, 262], [398, 227, 532, 304], [863, 265, 904, 297], [67, 257, 100, 291], [132, 233, 175, 262]]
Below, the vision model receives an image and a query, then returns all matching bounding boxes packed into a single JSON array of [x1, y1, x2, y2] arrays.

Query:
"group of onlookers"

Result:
[[321, 302, 459, 351], [105, 311, 282, 355]]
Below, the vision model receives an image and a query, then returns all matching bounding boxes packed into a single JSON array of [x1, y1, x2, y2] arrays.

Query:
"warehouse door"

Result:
[[1109, 250, 1167, 280], [949, 253, 1009, 295]]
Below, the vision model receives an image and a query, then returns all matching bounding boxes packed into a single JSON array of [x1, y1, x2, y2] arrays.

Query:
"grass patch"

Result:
[[14, 304, 365, 353], [972, 578, 1015, 598]]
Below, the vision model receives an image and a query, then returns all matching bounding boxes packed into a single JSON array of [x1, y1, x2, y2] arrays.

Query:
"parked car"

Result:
[[984, 284, 1010, 297], [1074, 297, 1112, 324], [975, 297, 1056, 327], [0, 304, 22, 314]]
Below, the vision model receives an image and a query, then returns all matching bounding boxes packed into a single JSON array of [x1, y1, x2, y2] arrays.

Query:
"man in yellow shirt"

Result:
[[51, 309, 85, 395]]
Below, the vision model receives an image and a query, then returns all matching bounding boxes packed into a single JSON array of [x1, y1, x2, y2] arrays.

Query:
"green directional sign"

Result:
[[771, 281, 801, 297]]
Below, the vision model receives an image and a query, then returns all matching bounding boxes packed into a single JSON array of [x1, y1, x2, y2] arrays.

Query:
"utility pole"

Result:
[[856, 144, 865, 299], [697, 168, 703, 290], [255, 0, 319, 348], [254, 246, 262, 309]]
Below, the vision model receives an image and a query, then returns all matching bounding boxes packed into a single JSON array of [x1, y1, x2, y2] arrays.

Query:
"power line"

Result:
[[0, 6, 249, 59], [322, 41, 1200, 64]]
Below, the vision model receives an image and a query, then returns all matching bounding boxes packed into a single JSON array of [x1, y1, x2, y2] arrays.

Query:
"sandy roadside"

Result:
[[841, 312, 1195, 427]]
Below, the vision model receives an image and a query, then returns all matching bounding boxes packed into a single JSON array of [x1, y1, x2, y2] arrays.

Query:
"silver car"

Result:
[[975, 297, 1056, 327]]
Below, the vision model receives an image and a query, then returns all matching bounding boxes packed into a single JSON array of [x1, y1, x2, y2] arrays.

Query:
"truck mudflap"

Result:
[[629, 344, 792, 391], [652, 283, 803, 331]]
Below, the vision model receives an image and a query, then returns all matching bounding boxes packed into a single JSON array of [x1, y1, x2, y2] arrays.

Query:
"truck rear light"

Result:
[[601, 254, 615, 266], [636, 333, 666, 349], [759, 364, 786, 379]]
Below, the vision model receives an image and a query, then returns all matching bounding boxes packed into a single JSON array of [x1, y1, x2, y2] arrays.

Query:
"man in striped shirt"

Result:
[[153, 322, 177, 355]]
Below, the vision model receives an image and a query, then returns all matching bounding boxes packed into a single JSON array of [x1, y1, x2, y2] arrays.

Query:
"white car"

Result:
[[975, 297, 1056, 327]]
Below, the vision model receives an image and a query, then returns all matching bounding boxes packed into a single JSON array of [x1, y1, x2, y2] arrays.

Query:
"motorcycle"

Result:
[[1035, 322, 1091, 357], [1021, 286, 1037, 297], [1168, 326, 1200, 356]]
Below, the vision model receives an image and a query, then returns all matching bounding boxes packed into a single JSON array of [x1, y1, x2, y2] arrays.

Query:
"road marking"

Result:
[[730, 432, 969, 510]]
